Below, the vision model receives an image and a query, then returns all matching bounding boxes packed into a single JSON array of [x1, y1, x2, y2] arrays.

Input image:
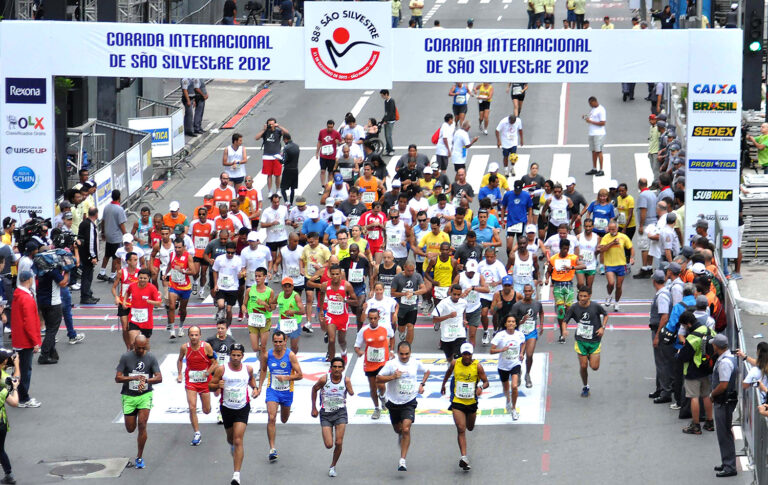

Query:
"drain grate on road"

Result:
[[46, 458, 128, 479]]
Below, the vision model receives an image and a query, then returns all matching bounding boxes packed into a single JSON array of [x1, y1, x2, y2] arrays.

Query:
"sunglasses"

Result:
[[226, 251, 235, 255], [418, 219, 427, 222], [391, 215, 399, 219]]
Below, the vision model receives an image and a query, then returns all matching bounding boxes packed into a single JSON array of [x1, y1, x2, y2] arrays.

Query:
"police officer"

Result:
[[710, 334, 738, 478]]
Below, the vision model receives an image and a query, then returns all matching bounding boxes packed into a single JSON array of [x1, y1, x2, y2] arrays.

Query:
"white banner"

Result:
[[93, 166, 113, 219], [0, 76, 55, 223], [126, 145, 143, 196], [171, 109, 186, 156], [128, 116, 174, 158], [304, 2, 392, 89], [133, 352, 547, 425]]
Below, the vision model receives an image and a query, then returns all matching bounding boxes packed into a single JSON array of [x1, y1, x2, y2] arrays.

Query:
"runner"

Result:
[[597, 221, 635, 312], [511, 284, 545, 388], [240, 230, 273, 320], [212, 242, 245, 327], [257, 330, 303, 463], [453, 260, 489, 347], [391, 261, 428, 344], [355, 163, 385, 211], [547, 239, 584, 343], [362, 283, 399, 338], [301, 232, 332, 338], [115, 335, 162, 470], [425, 242, 456, 318], [490, 316, 526, 417], [276, 277, 305, 355], [176, 325, 216, 446], [359, 201, 387, 265], [478, 247, 506, 345], [432, 285, 468, 362], [576, 218, 599, 292], [165, 239, 197, 339], [508, 236, 538, 297], [376, 341, 431, 472], [371, 250, 401, 298], [189, 208, 215, 297], [275, 233, 310, 333], [564, 285, 610, 397], [354, 309, 394, 420], [208, 343, 256, 485], [203, 229, 230, 303], [206, 321, 238, 424], [311, 357, 355, 478], [500, 180, 533, 254], [384, 208, 409, 268], [124, 269, 164, 344], [339, 243, 372, 330], [243, 267, 277, 360], [149, 225, 173, 290], [112, 251, 140, 350], [490, 276, 521, 332], [309, 265, 357, 363], [441, 342, 489, 471]]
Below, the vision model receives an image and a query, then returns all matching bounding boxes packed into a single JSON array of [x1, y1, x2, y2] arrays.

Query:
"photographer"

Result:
[[0, 348, 20, 484], [34, 258, 68, 365]]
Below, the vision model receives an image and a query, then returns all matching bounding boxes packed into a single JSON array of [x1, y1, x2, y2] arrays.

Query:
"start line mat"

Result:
[[116, 352, 548, 425]]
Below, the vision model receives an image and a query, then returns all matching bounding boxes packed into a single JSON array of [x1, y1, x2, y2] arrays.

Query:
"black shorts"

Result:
[[386, 399, 417, 425], [511, 93, 526, 101], [452, 104, 468, 116], [449, 401, 478, 414], [293, 285, 304, 295], [117, 304, 130, 317], [266, 240, 287, 252], [365, 366, 384, 378], [498, 366, 522, 382], [231, 176, 245, 186], [319, 157, 335, 172], [105, 242, 120, 259], [480, 299, 492, 309], [217, 290, 239, 306], [280, 169, 299, 190], [128, 323, 153, 339], [193, 256, 208, 266], [221, 403, 250, 428], [435, 155, 449, 171], [442, 338, 466, 360], [546, 222, 560, 240], [397, 309, 418, 327], [453, 163, 466, 172], [478, 101, 491, 111], [537, 214, 548, 230]]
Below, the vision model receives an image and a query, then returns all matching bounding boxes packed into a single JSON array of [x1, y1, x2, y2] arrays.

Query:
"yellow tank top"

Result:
[[477, 84, 492, 102], [433, 257, 453, 287], [452, 359, 478, 405], [335, 245, 350, 261]]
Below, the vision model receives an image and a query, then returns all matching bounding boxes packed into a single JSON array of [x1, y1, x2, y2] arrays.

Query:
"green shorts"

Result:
[[553, 282, 574, 307], [574, 340, 602, 356], [122, 392, 153, 415], [576, 269, 596, 276]]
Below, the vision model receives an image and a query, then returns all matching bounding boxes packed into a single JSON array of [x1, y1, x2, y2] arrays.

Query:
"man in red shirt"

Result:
[[359, 201, 388, 265], [11, 270, 42, 408], [125, 269, 164, 347], [316, 120, 342, 192]]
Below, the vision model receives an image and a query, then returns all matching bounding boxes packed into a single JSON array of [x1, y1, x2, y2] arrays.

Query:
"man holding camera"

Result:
[[10, 271, 41, 408], [35, 256, 69, 365]]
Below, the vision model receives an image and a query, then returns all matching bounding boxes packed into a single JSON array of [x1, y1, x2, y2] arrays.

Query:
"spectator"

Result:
[[10, 271, 41, 408], [656, 5, 676, 28], [193, 79, 208, 135], [181, 78, 196, 137], [222, 0, 237, 24], [583, 97, 606, 177], [380, 89, 397, 157], [676, 310, 715, 435], [35, 259, 68, 365], [98, 190, 127, 283], [601, 16, 614, 29], [78, 207, 100, 305], [746, 123, 768, 174], [279, 0, 294, 26], [408, 0, 423, 27]]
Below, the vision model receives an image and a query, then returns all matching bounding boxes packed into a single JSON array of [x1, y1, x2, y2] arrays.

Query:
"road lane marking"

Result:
[[557, 83, 568, 145], [550, 153, 570, 186], [194, 178, 220, 197], [592, 153, 612, 193], [350, 96, 369, 117], [634, 152, 654, 184], [466, 154, 490, 192], [297, 156, 322, 196], [510, 153, 530, 182]]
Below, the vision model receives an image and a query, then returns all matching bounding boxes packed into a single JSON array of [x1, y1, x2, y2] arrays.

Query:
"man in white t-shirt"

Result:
[[212, 241, 244, 326], [495, 115, 524, 177], [451, 121, 479, 172], [434, 113, 455, 175], [583, 97, 607, 177], [240, 231, 273, 287], [432, 285, 468, 363]]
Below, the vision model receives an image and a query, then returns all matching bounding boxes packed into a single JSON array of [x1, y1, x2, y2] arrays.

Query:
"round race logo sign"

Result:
[[309, 10, 383, 81]]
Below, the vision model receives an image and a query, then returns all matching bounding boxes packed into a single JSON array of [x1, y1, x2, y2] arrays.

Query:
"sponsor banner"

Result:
[[691, 83, 738, 95], [690, 101, 738, 114], [110, 154, 128, 196], [134, 352, 547, 425], [128, 117, 174, 158], [126, 145, 143, 196], [93, 166, 113, 218], [0, 76, 55, 222], [304, 2, 392, 89], [690, 126, 736, 140], [692, 189, 733, 201], [171, 109, 185, 155], [687, 159, 737, 171]]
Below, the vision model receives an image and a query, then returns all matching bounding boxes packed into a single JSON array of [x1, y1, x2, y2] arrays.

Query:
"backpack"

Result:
[[698, 327, 716, 371], [431, 127, 440, 145]]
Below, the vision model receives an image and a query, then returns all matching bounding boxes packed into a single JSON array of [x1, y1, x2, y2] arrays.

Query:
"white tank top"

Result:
[[221, 363, 250, 410], [329, 184, 349, 202], [321, 373, 347, 412], [157, 241, 173, 272], [280, 245, 304, 286], [513, 252, 535, 284], [459, 271, 481, 313], [578, 232, 598, 271], [225, 145, 245, 179], [549, 196, 569, 226], [526, 238, 539, 258], [385, 222, 407, 259]]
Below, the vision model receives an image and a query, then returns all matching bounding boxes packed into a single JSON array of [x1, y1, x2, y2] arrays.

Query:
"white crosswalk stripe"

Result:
[[634, 152, 655, 185], [592, 154, 612, 194], [194, 178, 219, 198], [297, 156, 321, 196], [466, 154, 489, 193], [549, 153, 570, 187], [510, 153, 530, 183]]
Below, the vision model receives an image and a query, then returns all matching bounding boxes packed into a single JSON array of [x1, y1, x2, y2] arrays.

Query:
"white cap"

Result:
[[691, 262, 707, 275], [423, 167, 433, 175], [460, 342, 474, 354], [332, 212, 344, 225], [392, 179, 402, 188], [307, 206, 319, 219], [325, 197, 335, 207], [488, 162, 499, 173], [565, 177, 576, 186], [465, 259, 478, 272], [169, 200, 180, 211], [122, 233, 134, 244], [608, 179, 618, 189], [525, 224, 537, 233], [247, 231, 259, 242]]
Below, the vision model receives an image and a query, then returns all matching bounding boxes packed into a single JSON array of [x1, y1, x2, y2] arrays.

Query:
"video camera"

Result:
[[13, 212, 51, 251], [50, 228, 78, 250]]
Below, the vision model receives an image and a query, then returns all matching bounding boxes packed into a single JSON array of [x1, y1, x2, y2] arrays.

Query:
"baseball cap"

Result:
[[656, 114, 668, 121], [502, 275, 514, 286], [657, 121, 667, 129], [173, 224, 185, 235], [423, 167, 433, 175], [695, 219, 709, 229], [247, 231, 259, 242], [325, 197, 335, 207], [332, 212, 344, 225], [514, 180, 524, 190], [59, 201, 72, 209], [392, 179, 402, 188], [460, 342, 474, 354], [333, 173, 343, 184], [307, 206, 319, 219], [695, 294, 709, 309], [488, 162, 499, 173], [237, 186, 248, 195], [434, 182, 443, 188], [282, 277, 294, 286], [712, 333, 729, 349], [691, 262, 707, 275], [296, 196, 307, 207], [122, 233, 134, 244], [526, 224, 537, 233], [652, 270, 666, 283], [24, 241, 38, 253], [18, 270, 34, 283], [608, 179, 618, 189], [680, 246, 694, 259], [63, 212, 73, 220], [667, 262, 682, 274], [430, 161, 440, 171], [73, 183, 83, 191], [169, 200, 180, 212], [565, 177, 576, 186], [465, 260, 478, 272]]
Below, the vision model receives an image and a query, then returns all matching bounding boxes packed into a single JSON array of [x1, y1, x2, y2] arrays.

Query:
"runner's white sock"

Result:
[[99, 268, 106, 276]]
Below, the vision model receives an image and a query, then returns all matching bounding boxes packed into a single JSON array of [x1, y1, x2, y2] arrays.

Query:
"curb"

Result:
[[730, 280, 768, 316]]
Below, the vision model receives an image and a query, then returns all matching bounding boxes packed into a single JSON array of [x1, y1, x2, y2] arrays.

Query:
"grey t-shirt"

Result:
[[0, 244, 13, 276], [391, 272, 424, 312], [454, 243, 482, 266], [567, 190, 588, 216], [102, 203, 127, 244], [565, 301, 608, 342], [206, 335, 238, 359], [511, 299, 544, 328], [116, 351, 161, 396], [636, 190, 658, 227], [204, 239, 228, 262]]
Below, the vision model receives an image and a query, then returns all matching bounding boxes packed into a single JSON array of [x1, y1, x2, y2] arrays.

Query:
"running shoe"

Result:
[[558, 335, 566, 344], [68, 334, 86, 345], [731, 272, 742, 280], [613, 303, 621, 312], [595, 170, 605, 177], [512, 408, 520, 421], [505, 402, 512, 414], [603, 295, 613, 307], [198, 287, 208, 300], [328, 467, 337, 478], [17, 398, 41, 408], [191, 431, 202, 446], [398, 458, 407, 472], [167, 324, 175, 339], [303, 322, 314, 333], [0, 474, 16, 484], [269, 448, 279, 462], [217, 412, 223, 425], [135, 458, 145, 469], [459, 456, 471, 471], [231, 471, 240, 485], [372, 407, 382, 420], [238, 311, 244, 322], [581, 386, 590, 398], [670, 402, 682, 410], [525, 373, 533, 388], [585, 169, 598, 175], [192, 283, 198, 295], [482, 330, 490, 346], [176, 327, 185, 338], [483, 129, 488, 135]]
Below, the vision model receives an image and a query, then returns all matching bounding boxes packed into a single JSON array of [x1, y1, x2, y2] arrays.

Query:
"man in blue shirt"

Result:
[[661, 282, 696, 410], [300, 206, 329, 238], [500, 179, 532, 255], [478, 175, 502, 210]]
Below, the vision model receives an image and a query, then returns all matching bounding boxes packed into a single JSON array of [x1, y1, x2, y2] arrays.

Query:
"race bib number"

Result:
[[361, 192, 376, 204], [348, 268, 364, 283], [340, 167, 354, 180], [323, 395, 344, 412], [520, 321, 535, 334], [576, 323, 593, 339], [188, 370, 207, 383], [402, 294, 418, 306], [224, 388, 246, 406], [508, 223, 523, 233], [594, 218, 608, 230], [617, 212, 627, 225], [328, 300, 345, 315], [384, 286, 391, 298], [194, 236, 208, 250], [321, 145, 334, 156], [348, 215, 360, 227], [582, 251, 594, 264], [271, 374, 290, 392], [466, 290, 479, 305], [367, 230, 380, 241], [280, 318, 298, 334], [512, 86, 523, 96], [128, 373, 148, 392], [451, 234, 466, 247], [434, 286, 449, 300], [220, 275, 235, 288], [306, 264, 317, 276], [516, 263, 532, 278], [398, 378, 416, 395], [445, 319, 462, 339], [132, 308, 148, 323], [455, 95, 466, 104], [553, 208, 568, 221], [366, 346, 386, 363], [503, 346, 520, 361], [387, 233, 400, 246], [554, 259, 571, 272], [287, 266, 300, 278], [248, 313, 266, 328], [217, 353, 228, 365], [455, 381, 475, 399], [269, 223, 285, 233], [170, 269, 186, 285]]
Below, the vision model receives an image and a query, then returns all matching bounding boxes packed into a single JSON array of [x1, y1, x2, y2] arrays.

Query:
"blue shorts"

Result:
[[524, 328, 538, 340], [169, 288, 192, 300], [605, 265, 626, 277], [352, 285, 366, 306], [266, 387, 294, 407], [278, 325, 302, 340], [502, 147, 518, 160]]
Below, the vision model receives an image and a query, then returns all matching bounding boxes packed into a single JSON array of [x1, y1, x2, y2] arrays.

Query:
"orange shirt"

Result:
[[193, 204, 219, 220], [358, 176, 379, 209], [191, 220, 215, 258], [242, 189, 261, 220], [361, 325, 390, 372], [212, 186, 235, 203], [163, 212, 187, 230], [549, 253, 579, 282], [215, 217, 235, 233]]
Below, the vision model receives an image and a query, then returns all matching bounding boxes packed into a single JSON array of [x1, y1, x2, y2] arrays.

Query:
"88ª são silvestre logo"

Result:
[[309, 9, 383, 81]]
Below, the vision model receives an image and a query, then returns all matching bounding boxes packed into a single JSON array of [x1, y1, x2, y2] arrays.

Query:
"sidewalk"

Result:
[[731, 264, 768, 316]]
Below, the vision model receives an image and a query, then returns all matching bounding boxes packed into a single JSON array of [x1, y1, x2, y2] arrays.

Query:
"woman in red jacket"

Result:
[[10, 271, 41, 408]]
